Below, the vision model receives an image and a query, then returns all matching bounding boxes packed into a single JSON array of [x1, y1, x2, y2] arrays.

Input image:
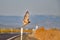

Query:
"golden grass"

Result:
[[34, 27, 60, 40], [0, 28, 32, 33]]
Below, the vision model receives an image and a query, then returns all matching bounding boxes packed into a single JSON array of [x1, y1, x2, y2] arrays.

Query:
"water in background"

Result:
[[0, 15, 60, 29]]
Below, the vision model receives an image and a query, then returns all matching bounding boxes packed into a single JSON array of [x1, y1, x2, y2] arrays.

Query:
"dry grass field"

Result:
[[34, 27, 60, 40], [0, 27, 60, 40], [0, 28, 32, 33]]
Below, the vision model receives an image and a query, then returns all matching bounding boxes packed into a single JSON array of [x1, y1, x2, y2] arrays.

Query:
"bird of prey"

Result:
[[23, 11, 30, 26]]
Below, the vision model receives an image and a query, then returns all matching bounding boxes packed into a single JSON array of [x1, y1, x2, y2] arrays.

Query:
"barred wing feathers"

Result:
[[23, 11, 30, 26]]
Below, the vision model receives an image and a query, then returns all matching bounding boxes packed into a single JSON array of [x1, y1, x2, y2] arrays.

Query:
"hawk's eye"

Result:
[[28, 21, 30, 23]]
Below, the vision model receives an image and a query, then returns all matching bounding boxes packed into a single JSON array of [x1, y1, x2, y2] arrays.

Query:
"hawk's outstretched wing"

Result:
[[23, 11, 30, 26]]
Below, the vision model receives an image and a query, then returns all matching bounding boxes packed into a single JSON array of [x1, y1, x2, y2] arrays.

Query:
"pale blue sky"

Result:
[[0, 0, 60, 16]]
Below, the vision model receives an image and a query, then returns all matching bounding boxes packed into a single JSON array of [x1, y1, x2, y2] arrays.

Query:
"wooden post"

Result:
[[21, 27, 23, 40]]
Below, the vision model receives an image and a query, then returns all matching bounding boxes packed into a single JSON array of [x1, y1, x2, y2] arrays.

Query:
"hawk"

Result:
[[23, 11, 30, 26]]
